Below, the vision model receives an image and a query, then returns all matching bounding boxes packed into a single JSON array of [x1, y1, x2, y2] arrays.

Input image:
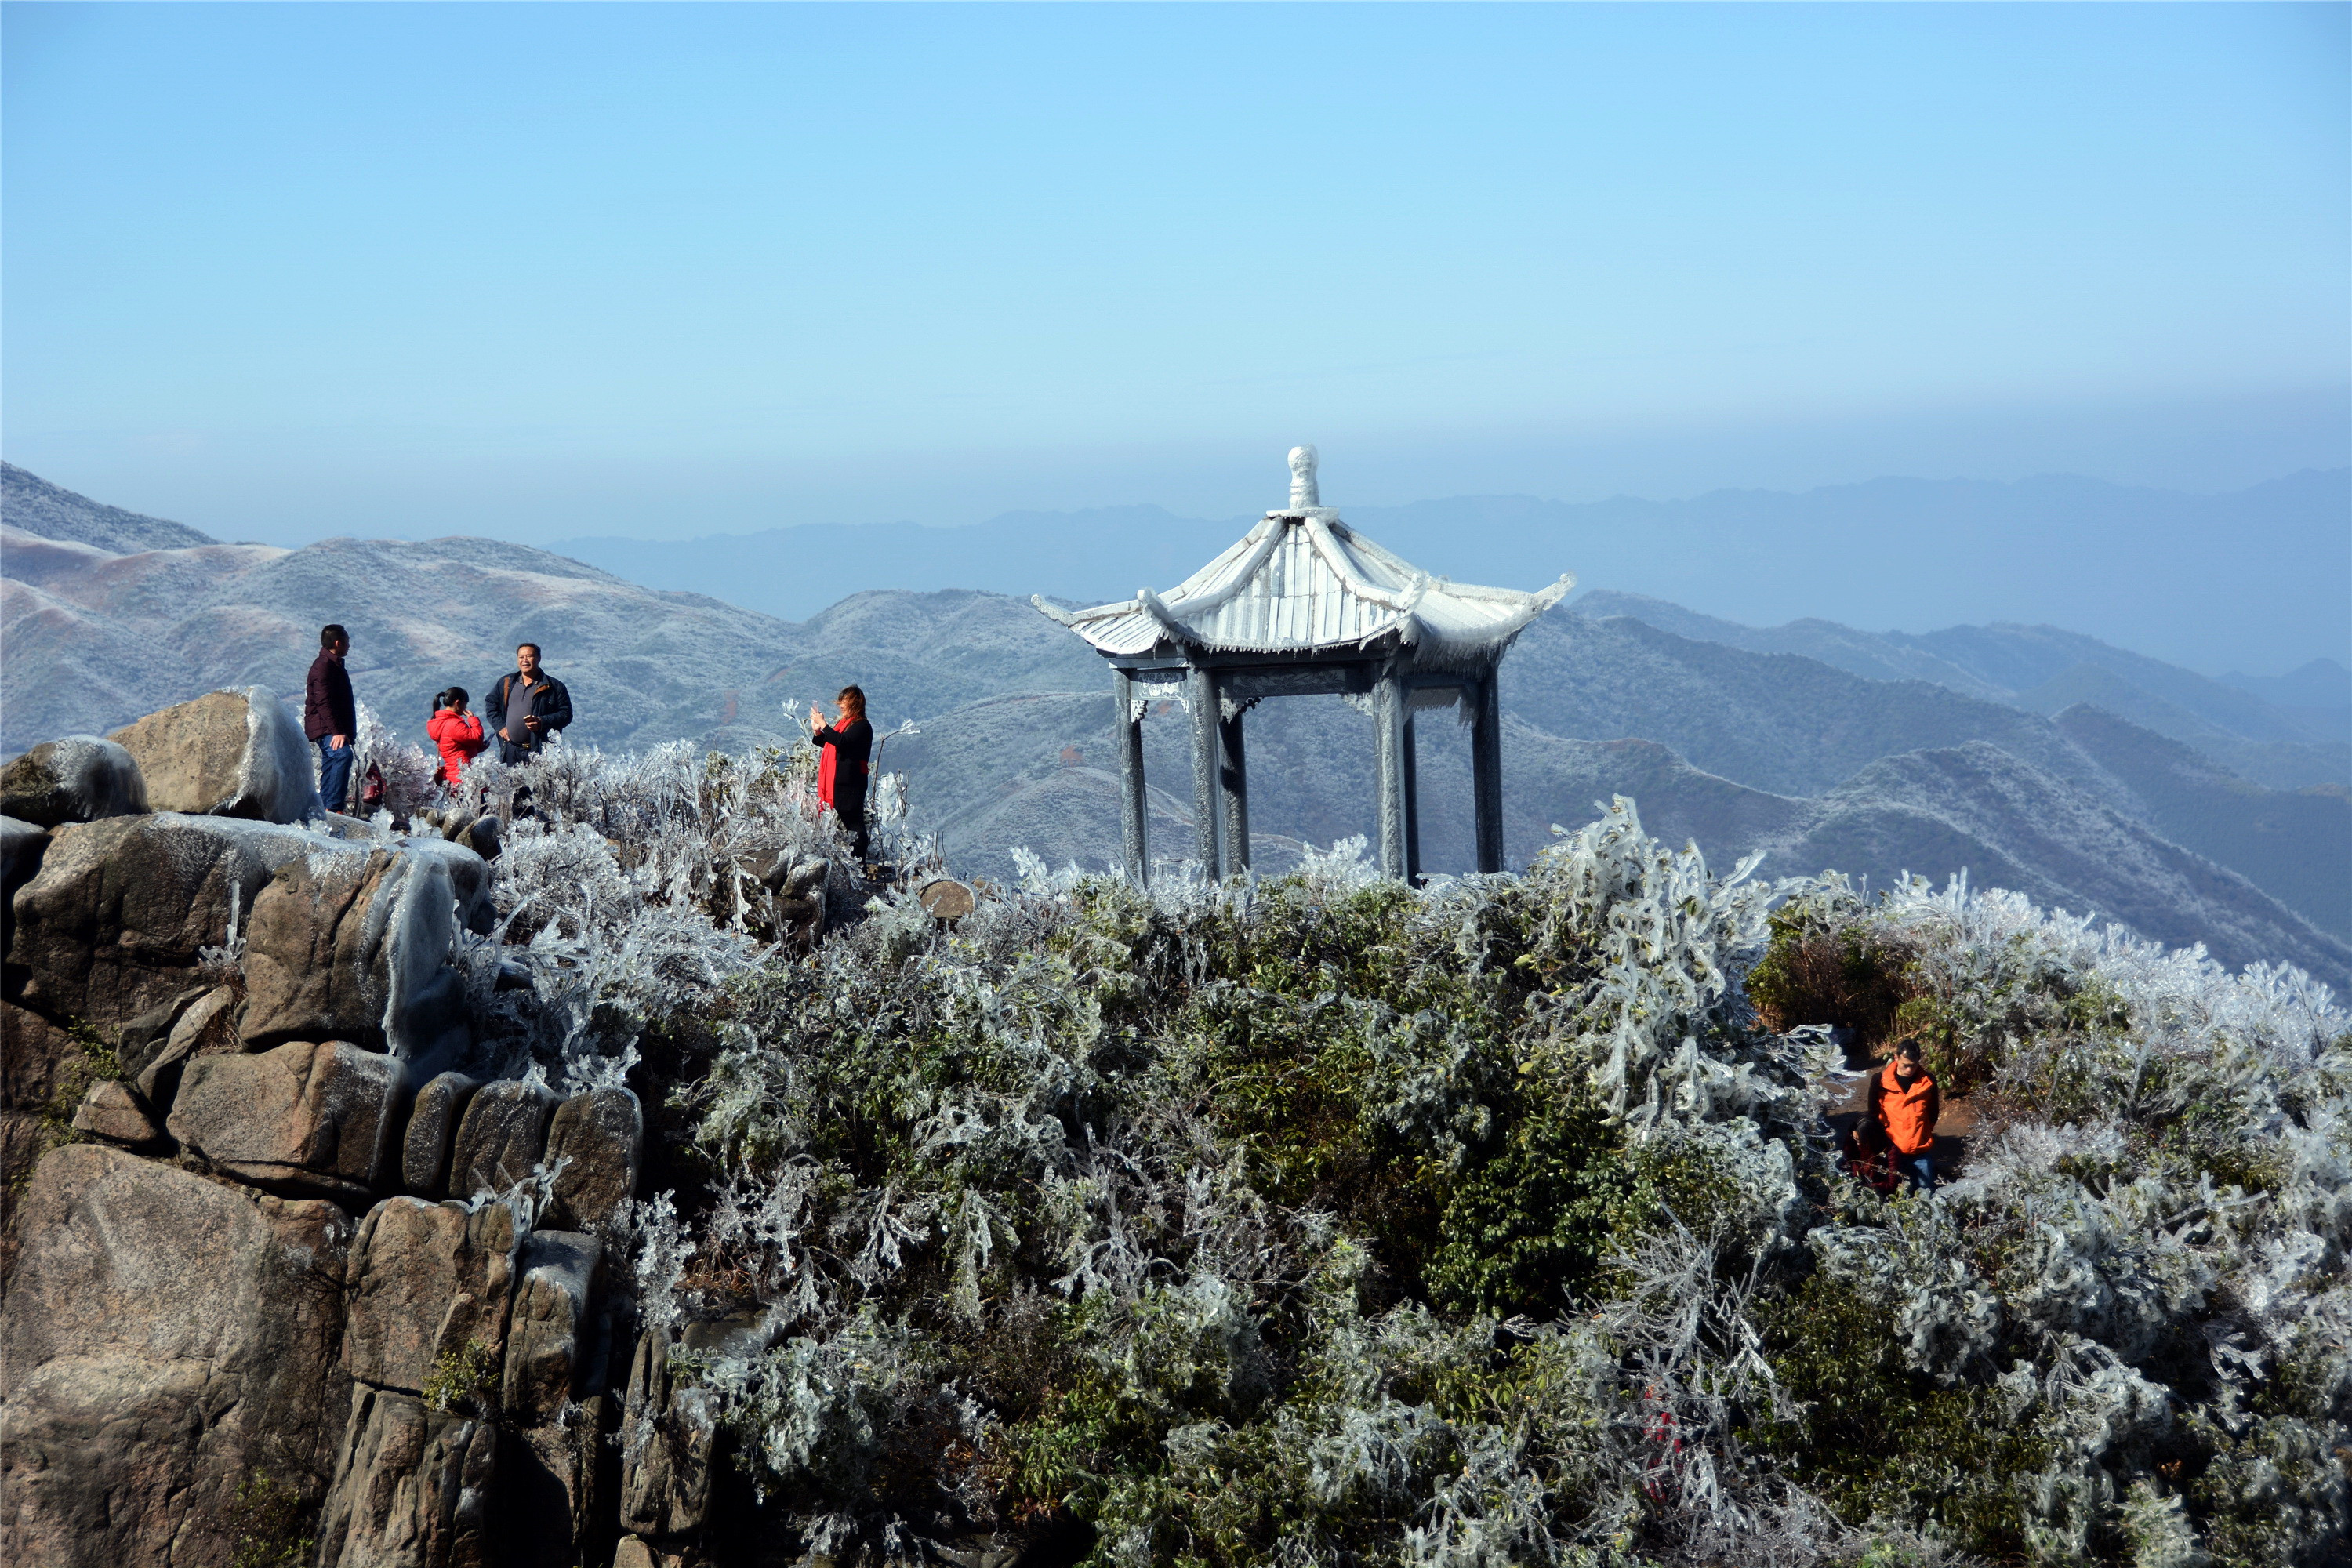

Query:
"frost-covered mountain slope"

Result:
[[2052, 702, 2352, 942], [1505, 610, 2120, 800], [1, 462, 216, 553], [1902, 620, 2329, 743], [6, 466, 2344, 985], [2008, 661, 2349, 791], [1573, 587, 2351, 785], [0, 523, 813, 757], [2220, 655, 2352, 710], [1566, 590, 2011, 699], [762, 588, 1105, 724]]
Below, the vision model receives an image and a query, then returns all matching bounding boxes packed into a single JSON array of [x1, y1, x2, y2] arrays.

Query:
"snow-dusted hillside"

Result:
[[5, 465, 2346, 989]]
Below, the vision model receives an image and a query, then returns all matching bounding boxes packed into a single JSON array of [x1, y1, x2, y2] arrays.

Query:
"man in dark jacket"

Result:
[[305, 623, 358, 813], [488, 643, 574, 764]]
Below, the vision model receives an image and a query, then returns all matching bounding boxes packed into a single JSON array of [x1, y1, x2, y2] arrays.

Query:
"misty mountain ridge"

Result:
[[1, 461, 217, 553], [1567, 590, 2350, 790], [5, 461, 2347, 990], [549, 466, 2351, 677]]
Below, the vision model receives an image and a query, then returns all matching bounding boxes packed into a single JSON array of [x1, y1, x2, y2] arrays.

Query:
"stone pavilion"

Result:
[[1033, 445, 1573, 883]]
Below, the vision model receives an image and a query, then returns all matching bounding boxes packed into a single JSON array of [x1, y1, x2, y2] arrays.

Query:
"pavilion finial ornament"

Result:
[[1287, 445, 1319, 510]]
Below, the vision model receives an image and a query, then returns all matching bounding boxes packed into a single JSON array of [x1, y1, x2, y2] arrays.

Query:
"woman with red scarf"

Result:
[[811, 685, 873, 862]]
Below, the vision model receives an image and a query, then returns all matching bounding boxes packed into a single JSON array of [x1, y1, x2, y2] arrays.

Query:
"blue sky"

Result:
[[3, 2, 2346, 545]]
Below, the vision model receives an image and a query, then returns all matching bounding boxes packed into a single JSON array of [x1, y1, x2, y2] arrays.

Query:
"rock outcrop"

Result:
[[618, 1326, 717, 1541], [314, 1385, 498, 1568], [108, 686, 321, 824], [0, 1001, 85, 1298], [168, 1041, 408, 1202], [401, 1070, 483, 1196], [239, 838, 488, 1065], [745, 844, 829, 946], [448, 1077, 559, 1200], [342, 1197, 522, 1397], [503, 1230, 604, 1421], [0, 815, 46, 902], [0, 699, 667, 1566], [6, 811, 316, 1035], [544, 1085, 644, 1230], [0, 700, 682, 1568], [326, 1196, 631, 1568], [0, 1145, 352, 1568], [0, 737, 147, 827], [69, 1080, 159, 1145], [124, 982, 238, 1109]]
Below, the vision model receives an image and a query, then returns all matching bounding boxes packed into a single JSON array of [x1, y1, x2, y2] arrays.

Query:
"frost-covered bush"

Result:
[[354, 706, 871, 1092], [408, 724, 2344, 1568], [1751, 876, 2350, 1566], [612, 800, 1903, 1564], [351, 698, 441, 822]]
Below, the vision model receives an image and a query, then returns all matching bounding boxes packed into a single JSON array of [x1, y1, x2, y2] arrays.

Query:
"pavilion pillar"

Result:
[[1188, 665, 1222, 877], [1113, 667, 1149, 885], [1471, 667, 1504, 873], [1218, 699, 1250, 875], [1374, 665, 1408, 880], [1402, 710, 1421, 884]]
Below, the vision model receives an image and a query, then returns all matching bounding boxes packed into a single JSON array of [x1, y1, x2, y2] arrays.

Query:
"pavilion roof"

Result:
[[1033, 450, 1573, 665]]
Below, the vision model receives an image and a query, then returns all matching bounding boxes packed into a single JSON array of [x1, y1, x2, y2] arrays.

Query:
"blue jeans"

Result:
[[317, 735, 354, 815], [1900, 1152, 1936, 1194]]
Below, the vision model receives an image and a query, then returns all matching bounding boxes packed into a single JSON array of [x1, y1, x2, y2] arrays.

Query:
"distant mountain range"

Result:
[[1, 463, 216, 553], [5, 461, 2347, 992], [1566, 590, 2349, 789], [547, 468, 2352, 678]]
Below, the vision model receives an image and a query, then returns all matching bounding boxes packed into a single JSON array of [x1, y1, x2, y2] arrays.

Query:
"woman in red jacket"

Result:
[[427, 688, 488, 789]]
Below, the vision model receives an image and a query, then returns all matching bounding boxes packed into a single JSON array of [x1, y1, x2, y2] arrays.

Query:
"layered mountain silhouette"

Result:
[[550, 468, 2352, 681], [5, 463, 2347, 989]]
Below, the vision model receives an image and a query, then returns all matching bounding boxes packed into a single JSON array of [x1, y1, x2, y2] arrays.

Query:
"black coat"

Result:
[[814, 716, 873, 797], [489, 670, 574, 757]]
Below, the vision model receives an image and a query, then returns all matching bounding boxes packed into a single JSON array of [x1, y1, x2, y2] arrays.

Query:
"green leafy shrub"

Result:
[[421, 1339, 498, 1417], [1748, 900, 1917, 1051], [1748, 1272, 2051, 1560], [1426, 1083, 1634, 1319], [225, 1470, 313, 1568]]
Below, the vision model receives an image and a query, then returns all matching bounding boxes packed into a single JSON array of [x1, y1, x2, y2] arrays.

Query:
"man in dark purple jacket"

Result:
[[305, 623, 358, 813]]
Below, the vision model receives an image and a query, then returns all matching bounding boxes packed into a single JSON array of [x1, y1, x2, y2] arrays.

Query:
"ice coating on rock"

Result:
[[238, 685, 324, 822], [0, 735, 147, 826]]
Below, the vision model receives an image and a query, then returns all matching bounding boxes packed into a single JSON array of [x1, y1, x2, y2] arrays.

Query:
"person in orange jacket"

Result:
[[1870, 1039, 1940, 1193]]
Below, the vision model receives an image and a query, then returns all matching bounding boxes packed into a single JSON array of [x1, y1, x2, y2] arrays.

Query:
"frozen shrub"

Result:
[[1752, 877, 2350, 1566], [374, 691, 2346, 1568]]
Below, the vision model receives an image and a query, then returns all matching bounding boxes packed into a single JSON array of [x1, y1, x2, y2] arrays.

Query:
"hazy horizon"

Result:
[[7, 453, 2347, 676], [5, 4, 2345, 550]]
